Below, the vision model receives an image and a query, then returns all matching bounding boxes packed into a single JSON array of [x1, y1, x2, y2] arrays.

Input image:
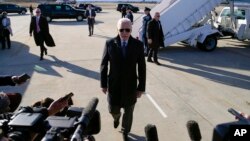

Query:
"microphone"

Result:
[[145, 124, 159, 141], [186, 120, 202, 141], [71, 97, 99, 141]]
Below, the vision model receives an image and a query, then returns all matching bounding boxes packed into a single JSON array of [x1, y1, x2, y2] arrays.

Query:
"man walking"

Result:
[[100, 18, 146, 141], [85, 4, 96, 36], [121, 5, 126, 18], [29, 8, 55, 60], [1, 11, 12, 49], [125, 8, 133, 23], [29, 5, 33, 16], [147, 12, 164, 65], [142, 7, 152, 56]]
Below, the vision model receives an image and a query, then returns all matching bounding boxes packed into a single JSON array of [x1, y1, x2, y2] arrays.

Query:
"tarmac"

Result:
[[0, 7, 250, 141]]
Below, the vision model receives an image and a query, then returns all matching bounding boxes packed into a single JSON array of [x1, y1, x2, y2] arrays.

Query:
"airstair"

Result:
[[132, 0, 222, 51]]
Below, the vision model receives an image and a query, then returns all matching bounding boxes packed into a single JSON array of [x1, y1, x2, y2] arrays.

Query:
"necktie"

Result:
[[122, 41, 127, 57], [36, 18, 40, 33]]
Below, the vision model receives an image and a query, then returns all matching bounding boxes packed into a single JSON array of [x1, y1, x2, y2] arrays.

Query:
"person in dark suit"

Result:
[[147, 12, 164, 65], [142, 7, 152, 56], [29, 8, 55, 60], [1, 11, 13, 49], [85, 4, 96, 36], [121, 5, 127, 18], [100, 18, 146, 141], [125, 8, 133, 23], [29, 5, 34, 16]]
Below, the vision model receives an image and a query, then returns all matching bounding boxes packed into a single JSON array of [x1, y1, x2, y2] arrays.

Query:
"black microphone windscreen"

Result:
[[145, 124, 159, 141], [83, 97, 99, 118], [186, 120, 202, 141]]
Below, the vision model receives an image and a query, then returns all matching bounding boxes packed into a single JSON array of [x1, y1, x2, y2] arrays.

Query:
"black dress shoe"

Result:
[[114, 120, 119, 128], [40, 57, 44, 60], [122, 133, 129, 141], [155, 61, 161, 65], [147, 59, 153, 63]]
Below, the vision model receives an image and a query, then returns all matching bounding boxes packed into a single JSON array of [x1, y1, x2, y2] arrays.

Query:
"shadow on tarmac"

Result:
[[48, 19, 104, 25], [49, 20, 87, 26], [48, 55, 99, 80], [0, 41, 99, 96], [92, 34, 112, 39], [157, 46, 250, 90]]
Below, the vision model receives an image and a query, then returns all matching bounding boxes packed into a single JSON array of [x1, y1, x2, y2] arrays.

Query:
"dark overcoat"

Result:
[[29, 16, 55, 47], [147, 19, 164, 49], [0, 76, 15, 86], [100, 36, 146, 107]]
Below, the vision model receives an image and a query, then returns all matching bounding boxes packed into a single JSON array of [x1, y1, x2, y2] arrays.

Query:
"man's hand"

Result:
[[0, 137, 9, 141], [102, 88, 107, 94], [12, 74, 30, 85], [148, 39, 152, 44], [136, 91, 144, 98], [47, 97, 69, 116], [236, 112, 250, 120]]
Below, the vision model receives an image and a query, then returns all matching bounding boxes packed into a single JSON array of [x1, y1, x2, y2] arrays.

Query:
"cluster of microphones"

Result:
[[144, 120, 201, 141], [144, 108, 250, 141]]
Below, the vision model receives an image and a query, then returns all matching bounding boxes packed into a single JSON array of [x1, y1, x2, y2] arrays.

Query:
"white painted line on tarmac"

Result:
[[145, 93, 168, 118]]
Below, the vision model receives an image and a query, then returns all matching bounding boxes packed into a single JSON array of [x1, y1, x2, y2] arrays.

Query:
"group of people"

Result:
[[0, 5, 159, 141], [0, 74, 73, 141], [1, 5, 249, 141], [121, 5, 134, 23], [0, 11, 12, 50], [29, 4, 96, 61], [141, 8, 164, 65]]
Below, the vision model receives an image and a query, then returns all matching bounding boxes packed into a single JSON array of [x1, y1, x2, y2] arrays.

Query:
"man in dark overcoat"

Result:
[[85, 4, 96, 36], [100, 18, 146, 141], [125, 8, 133, 23], [29, 8, 55, 60], [147, 12, 164, 65]]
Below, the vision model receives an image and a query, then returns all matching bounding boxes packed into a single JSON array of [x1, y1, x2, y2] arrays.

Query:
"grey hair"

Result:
[[117, 18, 132, 29]]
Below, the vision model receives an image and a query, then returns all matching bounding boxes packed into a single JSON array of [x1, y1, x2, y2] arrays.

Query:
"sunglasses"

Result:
[[119, 28, 131, 33], [36, 11, 41, 13]]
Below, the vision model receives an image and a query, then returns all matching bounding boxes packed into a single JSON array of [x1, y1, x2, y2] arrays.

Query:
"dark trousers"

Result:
[[109, 104, 135, 133], [88, 18, 94, 35], [122, 13, 126, 18], [142, 36, 149, 55], [2, 29, 11, 49], [148, 47, 159, 62], [37, 32, 47, 59]]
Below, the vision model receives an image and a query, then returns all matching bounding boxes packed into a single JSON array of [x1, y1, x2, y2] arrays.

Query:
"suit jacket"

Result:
[[85, 9, 96, 24], [0, 76, 15, 86], [29, 16, 55, 47], [100, 36, 146, 107], [125, 12, 133, 23], [2, 17, 12, 35], [147, 19, 164, 48]]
